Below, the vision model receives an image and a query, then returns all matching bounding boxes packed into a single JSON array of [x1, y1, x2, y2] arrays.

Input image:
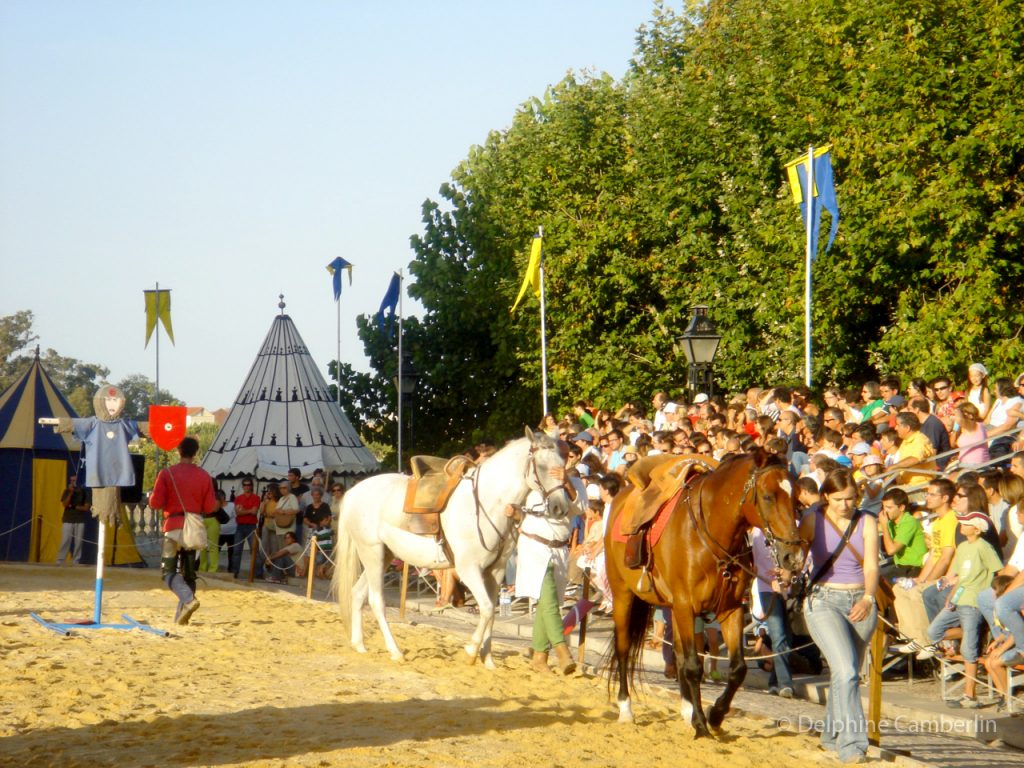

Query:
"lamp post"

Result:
[[393, 351, 419, 471], [679, 305, 722, 401]]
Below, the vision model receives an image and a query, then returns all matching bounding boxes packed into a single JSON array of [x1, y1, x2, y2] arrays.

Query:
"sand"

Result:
[[0, 564, 833, 767]]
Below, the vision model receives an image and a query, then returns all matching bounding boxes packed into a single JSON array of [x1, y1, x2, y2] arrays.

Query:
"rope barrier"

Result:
[[874, 612, 1024, 708]]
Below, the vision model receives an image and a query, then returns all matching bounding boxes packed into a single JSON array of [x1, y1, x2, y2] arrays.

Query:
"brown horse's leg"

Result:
[[708, 607, 747, 729], [673, 606, 711, 738], [612, 587, 638, 723]]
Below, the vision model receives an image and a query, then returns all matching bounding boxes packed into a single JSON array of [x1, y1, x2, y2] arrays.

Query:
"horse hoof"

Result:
[[483, 656, 497, 671], [390, 651, 405, 662], [693, 727, 711, 740], [616, 700, 634, 724], [464, 648, 478, 665], [353, 644, 368, 654], [707, 707, 726, 729]]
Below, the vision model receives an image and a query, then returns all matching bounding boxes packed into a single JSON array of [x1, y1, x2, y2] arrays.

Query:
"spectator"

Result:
[[255, 485, 279, 580], [985, 378, 1023, 462], [980, 470, 1010, 553], [218, 489, 237, 573], [273, 480, 299, 546], [303, 487, 331, 530], [977, 496, 1024, 670], [198, 489, 226, 573], [286, 468, 309, 544], [1012, 452, 1024, 481], [966, 363, 992, 419], [56, 474, 90, 565], [752, 526, 796, 698], [925, 511, 1002, 708], [859, 381, 887, 425], [893, 478, 957, 653], [909, 397, 951, 470], [232, 478, 261, 579], [878, 488, 926, 580], [952, 402, 989, 469], [890, 412, 937, 486], [798, 468, 879, 765], [264, 531, 302, 584]]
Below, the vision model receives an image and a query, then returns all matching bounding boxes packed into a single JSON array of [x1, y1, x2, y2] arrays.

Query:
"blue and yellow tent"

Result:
[[0, 356, 142, 564]]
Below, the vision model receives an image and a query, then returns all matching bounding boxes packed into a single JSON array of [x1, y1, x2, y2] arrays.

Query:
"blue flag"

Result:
[[376, 272, 401, 332], [326, 257, 353, 301], [785, 146, 840, 260]]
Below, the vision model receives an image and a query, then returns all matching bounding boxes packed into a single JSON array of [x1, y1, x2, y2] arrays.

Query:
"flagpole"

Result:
[[154, 282, 161, 406], [336, 289, 342, 407], [397, 270, 404, 472], [538, 227, 549, 418], [804, 146, 814, 389]]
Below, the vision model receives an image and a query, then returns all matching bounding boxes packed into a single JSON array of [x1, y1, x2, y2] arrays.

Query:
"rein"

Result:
[[686, 463, 800, 591]]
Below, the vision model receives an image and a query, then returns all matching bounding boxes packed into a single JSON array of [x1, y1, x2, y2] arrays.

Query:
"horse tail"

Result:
[[606, 598, 654, 697], [331, 503, 360, 630]]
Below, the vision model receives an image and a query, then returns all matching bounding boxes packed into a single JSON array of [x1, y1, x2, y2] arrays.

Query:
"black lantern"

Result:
[[679, 305, 721, 400]]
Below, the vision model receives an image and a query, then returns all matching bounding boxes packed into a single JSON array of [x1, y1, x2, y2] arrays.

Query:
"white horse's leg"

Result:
[[350, 571, 369, 653], [362, 546, 404, 662], [457, 566, 497, 668]]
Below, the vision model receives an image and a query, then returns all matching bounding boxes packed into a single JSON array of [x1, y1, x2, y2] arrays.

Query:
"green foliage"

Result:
[[343, 0, 1024, 452]]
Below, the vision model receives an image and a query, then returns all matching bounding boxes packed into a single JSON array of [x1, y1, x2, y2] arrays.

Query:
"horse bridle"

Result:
[[687, 463, 801, 583], [740, 467, 805, 569], [467, 443, 564, 557]]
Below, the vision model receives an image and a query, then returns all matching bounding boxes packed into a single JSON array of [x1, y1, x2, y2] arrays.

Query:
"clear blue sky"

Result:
[[0, 1, 653, 409]]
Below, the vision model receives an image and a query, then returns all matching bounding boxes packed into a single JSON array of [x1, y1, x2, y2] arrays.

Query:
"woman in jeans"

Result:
[[800, 469, 879, 765]]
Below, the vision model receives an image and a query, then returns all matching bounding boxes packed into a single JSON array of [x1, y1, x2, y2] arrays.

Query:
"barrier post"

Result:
[[306, 538, 317, 599], [399, 561, 410, 620], [868, 622, 885, 745], [576, 568, 591, 674]]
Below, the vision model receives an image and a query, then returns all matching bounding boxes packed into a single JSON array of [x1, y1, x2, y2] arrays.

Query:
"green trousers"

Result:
[[532, 563, 567, 653]]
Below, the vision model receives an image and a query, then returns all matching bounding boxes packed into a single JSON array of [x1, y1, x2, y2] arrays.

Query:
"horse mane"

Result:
[[716, 447, 786, 472]]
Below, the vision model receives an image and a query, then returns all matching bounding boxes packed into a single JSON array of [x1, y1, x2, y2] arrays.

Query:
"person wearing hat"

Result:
[[924, 509, 1002, 708], [571, 429, 602, 464], [966, 363, 992, 419]]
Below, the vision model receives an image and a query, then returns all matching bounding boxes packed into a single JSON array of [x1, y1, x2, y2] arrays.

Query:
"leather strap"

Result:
[[521, 530, 569, 549]]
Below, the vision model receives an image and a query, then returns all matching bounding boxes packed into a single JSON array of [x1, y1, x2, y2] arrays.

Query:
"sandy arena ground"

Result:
[[0, 564, 835, 768]]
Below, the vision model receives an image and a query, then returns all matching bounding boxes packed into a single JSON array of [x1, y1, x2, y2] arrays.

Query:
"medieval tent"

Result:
[[0, 355, 145, 565], [201, 304, 380, 484]]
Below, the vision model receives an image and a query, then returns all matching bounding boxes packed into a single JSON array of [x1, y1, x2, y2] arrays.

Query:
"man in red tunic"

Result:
[[148, 436, 217, 625]]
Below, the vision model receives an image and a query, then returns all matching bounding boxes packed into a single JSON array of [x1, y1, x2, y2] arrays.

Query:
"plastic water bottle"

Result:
[[499, 591, 511, 618]]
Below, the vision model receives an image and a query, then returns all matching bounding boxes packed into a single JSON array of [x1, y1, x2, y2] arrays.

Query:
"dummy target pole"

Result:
[[32, 418, 168, 637]]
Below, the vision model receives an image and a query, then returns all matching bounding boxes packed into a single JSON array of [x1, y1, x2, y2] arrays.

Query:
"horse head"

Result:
[[522, 427, 570, 518], [745, 448, 805, 573]]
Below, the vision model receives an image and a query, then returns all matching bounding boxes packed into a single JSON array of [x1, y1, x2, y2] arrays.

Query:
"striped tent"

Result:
[[200, 306, 380, 483], [0, 354, 145, 564], [0, 354, 81, 561]]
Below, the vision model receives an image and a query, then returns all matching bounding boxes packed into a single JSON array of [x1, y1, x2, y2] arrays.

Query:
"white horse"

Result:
[[333, 428, 567, 668]]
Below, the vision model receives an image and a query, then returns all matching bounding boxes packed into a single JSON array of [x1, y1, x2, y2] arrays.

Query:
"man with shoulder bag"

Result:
[[148, 437, 217, 625]]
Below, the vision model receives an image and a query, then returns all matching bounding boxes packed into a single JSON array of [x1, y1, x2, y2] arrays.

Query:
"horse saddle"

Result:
[[620, 453, 717, 538], [402, 454, 475, 535]]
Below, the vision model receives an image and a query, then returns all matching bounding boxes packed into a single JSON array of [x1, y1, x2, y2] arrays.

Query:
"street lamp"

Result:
[[393, 352, 419, 471], [679, 305, 721, 400]]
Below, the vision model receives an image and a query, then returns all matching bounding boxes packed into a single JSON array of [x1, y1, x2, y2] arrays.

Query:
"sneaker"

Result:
[[916, 645, 939, 661], [894, 641, 923, 654], [768, 686, 779, 696], [946, 696, 980, 709], [176, 599, 200, 626], [778, 686, 794, 699]]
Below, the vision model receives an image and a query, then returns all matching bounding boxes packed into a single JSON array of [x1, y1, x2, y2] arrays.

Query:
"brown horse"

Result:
[[605, 449, 805, 737]]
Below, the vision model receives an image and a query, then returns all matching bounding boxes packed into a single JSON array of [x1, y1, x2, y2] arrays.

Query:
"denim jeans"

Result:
[[759, 591, 794, 689], [923, 582, 953, 624], [232, 523, 257, 577], [803, 586, 877, 762], [983, 585, 1024, 649], [927, 604, 983, 661]]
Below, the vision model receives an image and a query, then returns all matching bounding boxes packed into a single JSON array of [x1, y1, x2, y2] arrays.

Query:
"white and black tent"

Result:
[[201, 307, 379, 482]]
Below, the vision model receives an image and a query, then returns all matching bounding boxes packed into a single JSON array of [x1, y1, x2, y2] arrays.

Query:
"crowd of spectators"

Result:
[[525, 369, 1024, 722]]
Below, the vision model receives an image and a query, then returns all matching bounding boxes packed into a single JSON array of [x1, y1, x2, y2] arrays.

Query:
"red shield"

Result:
[[149, 405, 188, 451]]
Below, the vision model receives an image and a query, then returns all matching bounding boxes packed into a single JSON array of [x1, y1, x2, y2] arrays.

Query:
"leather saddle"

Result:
[[402, 454, 475, 535], [620, 453, 718, 538]]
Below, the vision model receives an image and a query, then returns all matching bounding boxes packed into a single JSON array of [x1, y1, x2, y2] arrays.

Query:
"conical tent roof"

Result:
[[200, 309, 380, 480], [0, 354, 80, 451]]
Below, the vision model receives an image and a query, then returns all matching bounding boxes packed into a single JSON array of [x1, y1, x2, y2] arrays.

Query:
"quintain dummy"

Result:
[[54, 385, 147, 524]]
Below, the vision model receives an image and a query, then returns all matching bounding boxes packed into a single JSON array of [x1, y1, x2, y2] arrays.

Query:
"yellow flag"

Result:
[[784, 144, 832, 204], [511, 235, 543, 313], [144, 289, 175, 347]]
